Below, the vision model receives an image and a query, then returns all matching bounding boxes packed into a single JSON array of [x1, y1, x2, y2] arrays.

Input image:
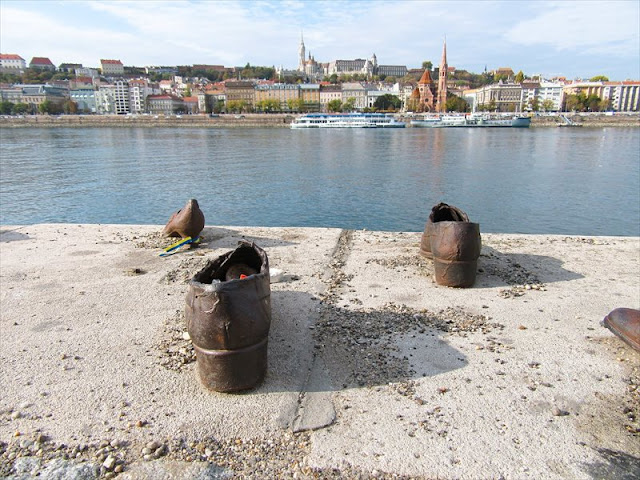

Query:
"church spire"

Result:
[[436, 37, 448, 113], [298, 30, 306, 73], [441, 36, 447, 67]]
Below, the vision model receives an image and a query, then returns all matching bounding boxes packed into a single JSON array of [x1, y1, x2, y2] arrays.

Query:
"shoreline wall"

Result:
[[0, 112, 638, 128]]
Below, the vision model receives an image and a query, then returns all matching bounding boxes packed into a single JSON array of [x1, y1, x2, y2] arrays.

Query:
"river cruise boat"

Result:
[[411, 113, 531, 128], [291, 113, 406, 129]]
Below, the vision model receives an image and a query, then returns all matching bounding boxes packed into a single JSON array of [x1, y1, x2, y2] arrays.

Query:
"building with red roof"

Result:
[[29, 57, 55, 71], [0, 54, 26, 72], [100, 59, 124, 76]]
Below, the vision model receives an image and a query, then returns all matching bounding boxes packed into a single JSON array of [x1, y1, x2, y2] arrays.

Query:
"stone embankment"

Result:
[[0, 112, 638, 128], [0, 113, 295, 128]]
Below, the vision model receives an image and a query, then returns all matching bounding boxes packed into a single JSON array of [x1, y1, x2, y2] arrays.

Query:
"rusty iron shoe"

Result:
[[419, 203, 470, 259], [163, 199, 205, 239], [185, 241, 271, 392], [430, 220, 481, 288], [602, 308, 640, 352]]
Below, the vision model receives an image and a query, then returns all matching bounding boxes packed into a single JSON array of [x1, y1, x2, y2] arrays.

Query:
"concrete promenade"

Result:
[[0, 224, 638, 479]]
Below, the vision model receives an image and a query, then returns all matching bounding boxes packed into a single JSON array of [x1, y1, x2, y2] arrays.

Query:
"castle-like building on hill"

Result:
[[294, 33, 408, 80]]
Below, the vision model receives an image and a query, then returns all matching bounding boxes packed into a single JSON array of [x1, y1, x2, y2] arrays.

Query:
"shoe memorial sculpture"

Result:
[[185, 241, 271, 392], [163, 199, 205, 239], [421, 203, 481, 288], [602, 308, 640, 352], [419, 203, 469, 259]]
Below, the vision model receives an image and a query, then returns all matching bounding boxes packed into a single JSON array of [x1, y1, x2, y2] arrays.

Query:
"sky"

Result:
[[1, 0, 639, 81]]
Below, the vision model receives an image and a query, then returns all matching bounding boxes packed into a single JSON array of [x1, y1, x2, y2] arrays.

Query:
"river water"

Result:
[[0, 127, 638, 236]]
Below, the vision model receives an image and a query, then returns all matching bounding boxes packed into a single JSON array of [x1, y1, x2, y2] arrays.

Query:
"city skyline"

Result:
[[1, 0, 639, 81]]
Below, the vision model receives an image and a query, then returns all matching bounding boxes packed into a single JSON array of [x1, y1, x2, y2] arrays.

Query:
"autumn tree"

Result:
[[62, 99, 78, 114]]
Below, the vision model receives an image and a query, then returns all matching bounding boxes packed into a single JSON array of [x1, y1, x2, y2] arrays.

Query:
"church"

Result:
[[412, 39, 448, 113], [296, 33, 408, 80]]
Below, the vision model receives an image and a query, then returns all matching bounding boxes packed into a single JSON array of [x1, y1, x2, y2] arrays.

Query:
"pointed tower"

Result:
[[417, 68, 435, 112], [298, 31, 306, 73], [436, 38, 448, 113]]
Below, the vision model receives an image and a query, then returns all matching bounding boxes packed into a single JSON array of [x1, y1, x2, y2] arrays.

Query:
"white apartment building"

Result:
[[0, 54, 26, 72], [537, 82, 564, 111], [100, 59, 124, 76], [113, 80, 130, 114], [128, 79, 157, 114], [603, 82, 640, 112], [564, 81, 640, 112]]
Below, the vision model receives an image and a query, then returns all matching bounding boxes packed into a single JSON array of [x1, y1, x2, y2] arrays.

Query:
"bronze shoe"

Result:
[[602, 308, 640, 352], [163, 199, 205, 239], [419, 203, 469, 258], [430, 220, 481, 288]]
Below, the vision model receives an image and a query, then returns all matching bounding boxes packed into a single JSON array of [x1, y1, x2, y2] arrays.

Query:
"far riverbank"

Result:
[[0, 112, 638, 128]]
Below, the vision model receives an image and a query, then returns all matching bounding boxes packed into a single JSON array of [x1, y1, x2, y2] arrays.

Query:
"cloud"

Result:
[[1, 0, 638, 79], [0, 5, 138, 66], [505, 1, 639, 55]]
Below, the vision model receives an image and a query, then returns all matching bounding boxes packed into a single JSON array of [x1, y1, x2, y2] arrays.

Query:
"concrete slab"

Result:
[[0, 224, 638, 478]]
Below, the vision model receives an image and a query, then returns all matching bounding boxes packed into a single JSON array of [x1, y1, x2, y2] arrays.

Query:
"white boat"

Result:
[[291, 113, 406, 129], [411, 113, 531, 128]]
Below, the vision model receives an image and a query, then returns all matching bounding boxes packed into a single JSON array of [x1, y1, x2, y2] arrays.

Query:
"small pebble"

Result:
[[103, 454, 116, 470], [552, 407, 570, 417]]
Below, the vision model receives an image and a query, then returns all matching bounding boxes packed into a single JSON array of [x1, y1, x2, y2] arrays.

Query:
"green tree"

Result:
[[514, 70, 525, 83], [286, 98, 305, 112], [527, 97, 540, 111], [373, 94, 401, 111], [585, 94, 603, 111], [212, 99, 225, 114], [564, 94, 582, 112], [327, 99, 342, 112], [256, 98, 281, 113], [38, 100, 53, 114], [12, 103, 29, 115], [589, 75, 609, 82], [541, 99, 555, 112], [226, 100, 247, 113], [405, 97, 420, 113], [0, 101, 13, 115], [343, 97, 356, 111], [445, 94, 469, 112], [422, 61, 433, 71], [184, 86, 192, 97], [329, 73, 338, 84]]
